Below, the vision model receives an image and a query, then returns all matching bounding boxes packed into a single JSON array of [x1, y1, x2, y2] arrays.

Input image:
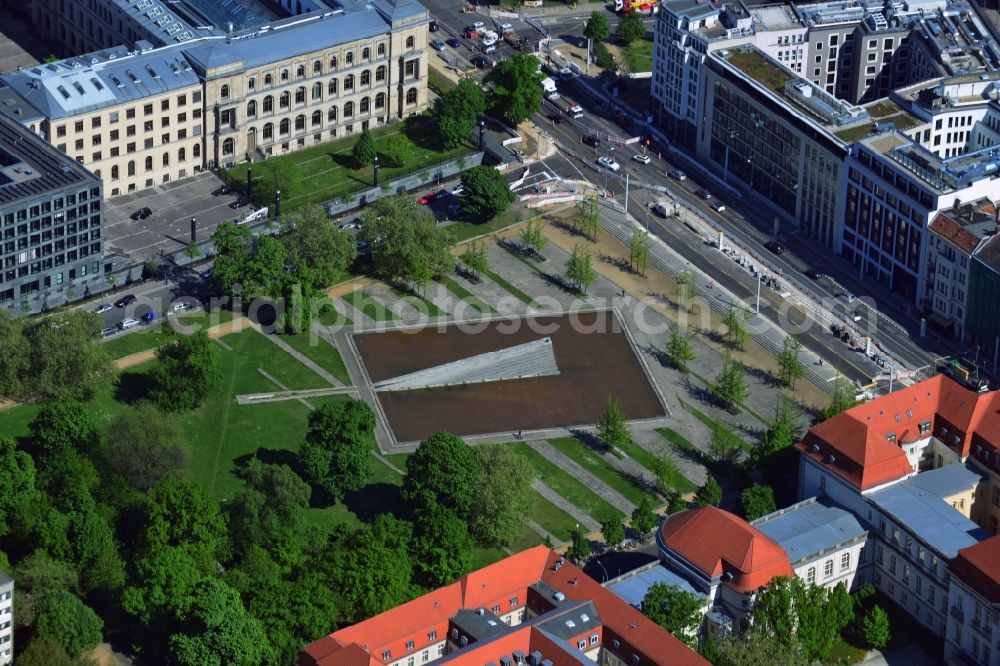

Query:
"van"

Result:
[[653, 201, 672, 217], [118, 318, 141, 330], [568, 104, 584, 119]]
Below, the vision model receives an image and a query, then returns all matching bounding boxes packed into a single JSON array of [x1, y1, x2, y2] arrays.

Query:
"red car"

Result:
[[418, 191, 438, 205]]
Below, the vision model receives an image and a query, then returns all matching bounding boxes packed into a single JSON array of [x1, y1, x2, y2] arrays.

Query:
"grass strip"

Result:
[[435, 275, 494, 314], [480, 266, 538, 307], [618, 435, 697, 495], [511, 442, 624, 522], [278, 331, 351, 384], [547, 437, 649, 506], [341, 290, 396, 321]]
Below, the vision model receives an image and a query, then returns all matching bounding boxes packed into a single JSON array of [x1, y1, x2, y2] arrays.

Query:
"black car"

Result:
[[582, 135, 600, 147], [114, 294, 136, 308], [212, 184, 231, 196], [471, 55, 493, 69], [429, 19, 438, 31], [548, 114, 564, 124], [229, 197, 250, 209], [130, 207, 152, 220], [695, 189, 712, 200], [804, 268, 824, 279], [765, 240, 786, 255]]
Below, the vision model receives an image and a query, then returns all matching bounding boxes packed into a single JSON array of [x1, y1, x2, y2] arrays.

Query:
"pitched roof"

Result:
[[751, 498, 867, 566], [657, 507, 793, 593], [929, 200, 997, 255], [950, 536, 1000, 604]]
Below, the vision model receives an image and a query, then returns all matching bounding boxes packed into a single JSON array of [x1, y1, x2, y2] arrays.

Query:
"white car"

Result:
[[558, 67, 574, 80], [632, 153, 651, 164], [597, 156, 621, 172], [94, 303, 112, 314], [473, 20, 485, 29], [451, 184, 464, 196], [499, 22, 513, 32], [430, 39, 447, 51]]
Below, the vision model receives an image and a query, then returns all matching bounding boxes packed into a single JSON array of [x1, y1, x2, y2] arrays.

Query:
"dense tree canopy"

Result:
[[740, 484, 777, 520], [299, 399, 376, 500], [104, 402, 189, 491], [470, 444, 535, 548], [359, 195, 451, 288], [33, 589, 104, 658], [751, 577, 853, 661], [410, 505, 473, 588], [641, 583, 702, 647], [281, 205, 357, 288], [22, 311, 114, 401], [584, 11, 611, 41], [0, 434, 40, 538], [484, 53, 544, 125], [29, 400, 100, 460], [431, 78, 486, 149], [460, 165, 515, 221], [148, 330, 221, 412], [402, 432, 480, 520]]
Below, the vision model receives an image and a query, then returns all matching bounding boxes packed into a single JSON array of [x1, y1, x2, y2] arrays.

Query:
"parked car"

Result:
[[101, 326, 118, 337], [583, 135, 600, 147], [548, 113, 564, 124], [114, 294, 136, 308], [130, 207, 152, 220], [94, 303, 112, 314], [446, 37, 461, 48], [472, 20, 485, 29], [764, 240, 786, 255], [632, 153, 651, 165], [567, 104, 584, 119], [429, 19, 439, 31], [471, 55, 493, 69], [558, 67, 574, 80], [212, 184, 231, 196], [499, 22, 513, 32], [418, 191, 438, 205], [430, 39, 447, 51], [170, 302, 194, 312], [668, 169, 687, 181], [711, 201, 726, 213], [482, 44, 496, 54], [229, 198, 250, 209], [597, 156, 621, 172], [450, 184, 464, 196], [118, 318, 140, 330], [141, 311, 156, 323]]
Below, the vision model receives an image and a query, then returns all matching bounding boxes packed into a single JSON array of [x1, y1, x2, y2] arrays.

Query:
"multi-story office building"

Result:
[[0, 109, 105, 316], [966, 235, 1000, 356], [0, 571, 11, 665], [0, 0, 429, 196]]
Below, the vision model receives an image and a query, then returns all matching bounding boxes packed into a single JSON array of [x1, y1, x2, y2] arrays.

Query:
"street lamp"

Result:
[[478, 120, 486, 150], [373, 154, 380, 188], [275, 188, 281, 219]]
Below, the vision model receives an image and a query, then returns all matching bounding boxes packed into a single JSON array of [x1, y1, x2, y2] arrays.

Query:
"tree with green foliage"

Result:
[[352, 127, 376, 166], [593, 42, 616, 70], [694, 475, 722, 507], [740, 484, 776, 520], [402, 432, 480, 520], [597, 394, 631, 451], [461, 165, 515, 220], [601, 517, 626, 550], [14, 639, 88, 666], [280, 205, 357, 289], [148, 331, 221, 412], [484, 53, 544, 125], [228, 459, 312, 566], [29, 400, 100, 460], [472, 444, 535, 548], [169, 577, 274, 666], [34, 589, 104, 658], [359, 195, 451, 286], [520, 218, 547, 257], [648, 445, 679, 498], [565, 243, 597, 294], [676, 269, 696, 312], [617, 13, 646, 44], [22, 312, 114, 402], [210, 222, 289, 297], [410, 505, 474, 588], [630, 496, 658, 538], [104, 402, 188, 492], [380, 133, 413, 168], [818, 373, 859, 422], [431, 78, 486, 149], [122, 545, 206, 625], [299, 399, 376, 501], [714, 630, 808, 666], [139, 477, 229, 561], [751, 577, 853, 661], [459, 239, 489, 280], [566, 527, 590, 564], [665, 324, 696, 373], [0, 310, 28, 400], [575, 195, 602, 240], [723, 305, 751, 351], [756, 397, 801, 462], [668, 491, 687, 514], [67, 503, 126, 595], [641, 583, 702, 647], [777, 335, 806, 389], [584, 11, 611, 42], [863, 605, 891, 649], [629, 230, 649, 274], [709, 420, 743, 464], [712, 352, 748, 410]]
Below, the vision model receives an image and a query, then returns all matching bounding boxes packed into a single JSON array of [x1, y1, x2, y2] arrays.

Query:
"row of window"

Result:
[[231, 42, 400, 96], [107, 146, 202, 180], [55, 92, 201, 136], [246, 83, 388, 117]]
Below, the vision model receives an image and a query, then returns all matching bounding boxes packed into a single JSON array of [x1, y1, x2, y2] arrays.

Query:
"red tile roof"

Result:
[[930, 212, 988, 255], [657, 507, 793, 594], [950, 535, 1000, 604]]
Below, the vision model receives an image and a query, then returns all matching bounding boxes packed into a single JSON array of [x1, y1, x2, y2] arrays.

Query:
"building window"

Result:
[[376, 65, 387, 82], [361, 70, 371, 87], [406, 640, 414, 650], [590, 634, 599, 646], [378, 43, 386, 57], [222, 138, 235, 156], [263, 96, 273, 113], [375, 93, 386, 110], [328, 106, 338, 122], [313, 60, 322, 74], [578, 640, 587, 650], [406, 36, 415, 50], [296, 64, 306, 78], [344, 102, 354, 118], [363, 47, 371, 60], [406, 87, 418, 105], [280, 92, 290, 108], [360, 97, 370, 114], [824, 559, 834, 578], [330, 55, 338, 69], [510, 596, 518, 608], [841, 552, 850, 571], [991, 515, 998, 534], [382, 650, 391, 660], [295, 87, 306, 104], [346, 51, 354, 65], [344, 75, 354, 91], [220, 84, 230, 99], [807, 567, 816, 584]]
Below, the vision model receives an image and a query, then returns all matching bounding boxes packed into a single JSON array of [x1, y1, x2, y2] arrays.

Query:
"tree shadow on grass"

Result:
[[114, 370, 152, 405], [402, 116, 438, 151], [342, 482, 403, 523], [567, 428, 609, 455], [232, 447, 301, 476]]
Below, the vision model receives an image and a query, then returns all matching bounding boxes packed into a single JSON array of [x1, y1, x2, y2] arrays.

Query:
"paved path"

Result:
[[235, 386, 359, 405], [600, 449, 660, 496], [257, 369, 314, 410], [524, 518, 565, 547], [632, 429, 709, 490], [373, 451, 405, 475], [531, 479, 600, 531], [258, 329, 343, 387], [527, 440, 637, 514]]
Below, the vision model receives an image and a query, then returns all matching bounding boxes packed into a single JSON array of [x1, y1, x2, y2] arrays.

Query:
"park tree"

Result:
[[280, 205, 357, 288], [431, 78, 486, 149], [359, 195, 451, 286], [601, 517, 626, 550], [566, 528, 590, 564], [668, 492, 687, 514], [380, 132, 413, 167], [694, 475, 722, 507], [104, 402, 188, 492], [777, 335, 806, 389], [641, 583, 702, 648], [593, 42, 616, 71], [0, 435, 40, 539], [630, 496, 657, 539], [148, 331, 221, 412], [751, 577, 853, 661], [723, 305, 750, 351], [139, 477, 229, 562], [818, 374, 859, 422], [629, 230, 649, 274], [648, 445, 679, 498], [471, 444, 535, 548], [665, 324, 696, 373], [862, 605, 891, 649], [520, 218, 547, 257], [709, 421, 743, 464], [565, 243, 597, 294], [13, 551, 79, 600], [66, 504, 126, 595], [23, 312, 114, 402], [33, 589, 104, 658], [402, 432, 480, 520], [299, 399, 376, 501], [714, 630, 808, 666], [597, 394, 631, 451], [122, 546, 206, 625], [210, 222, 289, 297], [228, 459, 311, 566], [352, 127, 377, 166], [740, 484, 776, 520], [575, 195, 602, 240], [13, 639, 83, 666], [484, 53, 544, 125], [410, 505, 474, 588], [712, 352, 748, 410], [756, 397, 801, 462], [675, 269, 695, 312], [584, 11, 611, 42], [617, 13, 646, 44], [461, 165, 515, 220], [459, 239, 489, 281], [0, 310, 28, 400], [28, 400, 100, 461]]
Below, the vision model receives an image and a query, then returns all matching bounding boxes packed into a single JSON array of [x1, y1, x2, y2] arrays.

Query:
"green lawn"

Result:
[[223, 328, 332, 392], [435, 275, 493, 314], [227, 116, 476, 212], [526, 487, 579, 541], [100, 310, 237, 359], [511, 442, 624, 522], [480, 266, 538, 308], [428, 67, 458, 96], [318, 302, 353, 328], [447, 206, 527, 242], [341, 289, 397, 321], [656, 427, 698, 456], [618, 436, 697, 495], [620, 37, 654, 73], [277, 330, 351, 384], [382, 452, 411, 471], [391, 286, 447, 317], [546, 438, 649, 506]]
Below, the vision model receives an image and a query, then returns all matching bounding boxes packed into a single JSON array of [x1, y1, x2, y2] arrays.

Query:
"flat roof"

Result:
[[606, 566, 703, 608], [752, 498, 867, 565], [868, 472, 990, 559], [906, 463, 985, 498], [661, 0, 721, 21]]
